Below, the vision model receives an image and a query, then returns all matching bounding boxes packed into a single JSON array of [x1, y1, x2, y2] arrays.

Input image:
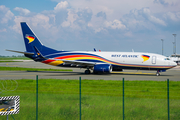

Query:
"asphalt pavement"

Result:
[[0, 61, 180, 81]]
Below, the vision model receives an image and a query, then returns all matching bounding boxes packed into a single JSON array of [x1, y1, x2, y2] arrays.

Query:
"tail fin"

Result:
[[21, 22, 43, 52], [20, 22, 58, 60]]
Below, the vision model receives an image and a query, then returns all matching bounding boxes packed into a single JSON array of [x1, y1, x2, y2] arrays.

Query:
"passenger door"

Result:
[[152, 56, 156, 64]]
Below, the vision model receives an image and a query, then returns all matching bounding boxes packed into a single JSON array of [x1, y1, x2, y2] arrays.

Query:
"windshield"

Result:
[[164, 58, 170, 60]]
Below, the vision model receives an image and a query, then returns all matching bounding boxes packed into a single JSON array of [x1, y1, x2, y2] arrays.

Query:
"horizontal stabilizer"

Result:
[[6, 49, 34, 55], [33, 46, 47, 59]]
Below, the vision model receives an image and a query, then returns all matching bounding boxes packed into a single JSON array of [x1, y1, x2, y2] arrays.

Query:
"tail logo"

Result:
[[26, 35, 35, 43], [141, 54, 150, 62]]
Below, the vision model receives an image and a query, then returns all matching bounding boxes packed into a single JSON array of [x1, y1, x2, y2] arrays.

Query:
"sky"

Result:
[[0, 0, 180, 56]]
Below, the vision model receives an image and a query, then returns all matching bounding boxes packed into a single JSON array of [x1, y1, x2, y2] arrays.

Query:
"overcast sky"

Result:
[[0, 0, 180, 56]]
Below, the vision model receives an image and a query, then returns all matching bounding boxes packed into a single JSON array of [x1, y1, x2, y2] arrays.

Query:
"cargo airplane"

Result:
[[7, 22, 177, 76]]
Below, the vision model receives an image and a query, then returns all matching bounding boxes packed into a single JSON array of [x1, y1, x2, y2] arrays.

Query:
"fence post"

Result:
[[11, 114, 15, 120], [122, 78, 125, 120], [36, 75, 38, 120], [167, 79, 170, 120], [79, 77, 81, 120]]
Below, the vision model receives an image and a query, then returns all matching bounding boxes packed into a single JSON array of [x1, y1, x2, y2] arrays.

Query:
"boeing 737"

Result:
[[7, 22, 177, 76]]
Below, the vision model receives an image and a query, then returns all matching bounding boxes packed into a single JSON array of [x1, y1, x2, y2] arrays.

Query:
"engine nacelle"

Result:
[[93, 64, 112, 73]]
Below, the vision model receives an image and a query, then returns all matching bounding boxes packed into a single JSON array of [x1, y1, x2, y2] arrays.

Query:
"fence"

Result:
[[0, 76, 180, 120]]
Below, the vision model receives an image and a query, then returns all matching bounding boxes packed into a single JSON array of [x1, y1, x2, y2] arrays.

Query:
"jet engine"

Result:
[[93, 64, 112, 73]]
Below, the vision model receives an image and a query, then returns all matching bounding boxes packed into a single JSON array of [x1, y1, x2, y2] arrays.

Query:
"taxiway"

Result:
[[0, 61, 180, 81]]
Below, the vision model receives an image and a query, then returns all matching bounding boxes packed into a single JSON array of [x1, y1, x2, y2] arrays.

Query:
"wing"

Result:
[[51, 58, 96, 67]]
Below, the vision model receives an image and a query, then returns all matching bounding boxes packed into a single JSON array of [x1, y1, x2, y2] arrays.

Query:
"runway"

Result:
[[0, 61, 180, 81]]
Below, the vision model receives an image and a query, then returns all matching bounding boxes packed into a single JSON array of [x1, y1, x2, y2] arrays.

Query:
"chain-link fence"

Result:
[[0, 76, 180, 120]]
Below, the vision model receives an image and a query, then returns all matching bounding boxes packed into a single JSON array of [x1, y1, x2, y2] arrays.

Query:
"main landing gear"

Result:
[[85, 69, 91, 74]]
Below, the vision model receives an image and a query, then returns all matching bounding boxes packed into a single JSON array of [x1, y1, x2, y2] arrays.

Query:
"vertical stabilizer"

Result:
[[21, 22, 43, 52], [20, 22, 58, 60]]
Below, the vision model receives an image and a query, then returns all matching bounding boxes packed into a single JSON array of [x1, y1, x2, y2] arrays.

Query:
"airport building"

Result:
[[169, 54, 180, 65]]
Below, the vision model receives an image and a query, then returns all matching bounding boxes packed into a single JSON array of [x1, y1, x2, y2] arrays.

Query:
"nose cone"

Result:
[[171, 61, 177, 67]]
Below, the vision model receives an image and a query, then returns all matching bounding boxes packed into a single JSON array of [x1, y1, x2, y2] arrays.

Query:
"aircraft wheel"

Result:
[[156, 72, 160, 76], [85, 70, 91, 74]]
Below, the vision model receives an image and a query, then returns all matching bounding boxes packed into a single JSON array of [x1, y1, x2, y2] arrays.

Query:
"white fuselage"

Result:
[[44, 51, 177, 70]]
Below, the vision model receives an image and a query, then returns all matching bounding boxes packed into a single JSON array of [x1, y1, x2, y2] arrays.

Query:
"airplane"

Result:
[[6, 22, 177, 76]]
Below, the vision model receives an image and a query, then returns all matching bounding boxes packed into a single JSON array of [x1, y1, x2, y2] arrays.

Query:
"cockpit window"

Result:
[[164, 58, 170, 60]]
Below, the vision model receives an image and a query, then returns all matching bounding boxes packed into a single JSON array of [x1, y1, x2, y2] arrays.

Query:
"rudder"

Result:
[[21, 22, 43, 53]]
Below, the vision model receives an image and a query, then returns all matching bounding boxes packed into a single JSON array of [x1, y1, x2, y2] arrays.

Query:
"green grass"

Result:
[[0, 57, 30, 60], [0, 57, 30, 62], [0, 61, 22, 63], [0, 66, 72, 72], [0, 79, 180, 120]]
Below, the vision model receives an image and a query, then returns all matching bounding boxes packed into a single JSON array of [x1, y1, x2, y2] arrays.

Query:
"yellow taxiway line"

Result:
[[112, 71, 155, 75]]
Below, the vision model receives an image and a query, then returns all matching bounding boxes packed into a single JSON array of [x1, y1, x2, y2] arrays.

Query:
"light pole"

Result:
[[172, 34, 176, 57], [172, 42, 175, 56], [161, 39, 164, 55]]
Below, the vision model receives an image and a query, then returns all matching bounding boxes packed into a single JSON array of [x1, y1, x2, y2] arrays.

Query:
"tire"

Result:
[[85, 70, 90, 74], [156, 72, 160, 76]]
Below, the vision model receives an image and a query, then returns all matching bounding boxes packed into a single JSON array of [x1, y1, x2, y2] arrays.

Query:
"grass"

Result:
[[0, 61, 22, 63], [0, 57, 30, 60], [0, 79, 180, 120], [0, 57, 31, 62], [0, 66, 72, 72]]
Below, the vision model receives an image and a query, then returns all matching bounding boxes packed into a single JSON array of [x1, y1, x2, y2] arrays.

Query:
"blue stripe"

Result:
[[76, 59, 105, 63], [44, 52, 102, 58]]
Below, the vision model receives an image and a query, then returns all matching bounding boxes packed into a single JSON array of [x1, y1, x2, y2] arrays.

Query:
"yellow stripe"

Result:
[[65, 57, 103, 61], [27, 37, 35, 43], [0, 108, 5, 111], [48, 61, 63, 66], [142, 57, 149, 62], [65, 57, 171, 68], [112, 71, 154, 75]]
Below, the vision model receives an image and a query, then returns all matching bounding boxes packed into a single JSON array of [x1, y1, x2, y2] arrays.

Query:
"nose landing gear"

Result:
[[156, 71, 160, 76]]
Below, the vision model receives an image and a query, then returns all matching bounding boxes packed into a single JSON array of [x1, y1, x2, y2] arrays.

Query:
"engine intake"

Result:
[[93, 64, 112, 73]]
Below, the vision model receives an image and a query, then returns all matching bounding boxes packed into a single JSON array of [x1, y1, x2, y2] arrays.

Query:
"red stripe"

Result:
[[41, 57, 173, 69], [54, 55, 100, 59], [142, 55, 150, 58], [27, 36, 34, 39], [42, 59, 56, 64]]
